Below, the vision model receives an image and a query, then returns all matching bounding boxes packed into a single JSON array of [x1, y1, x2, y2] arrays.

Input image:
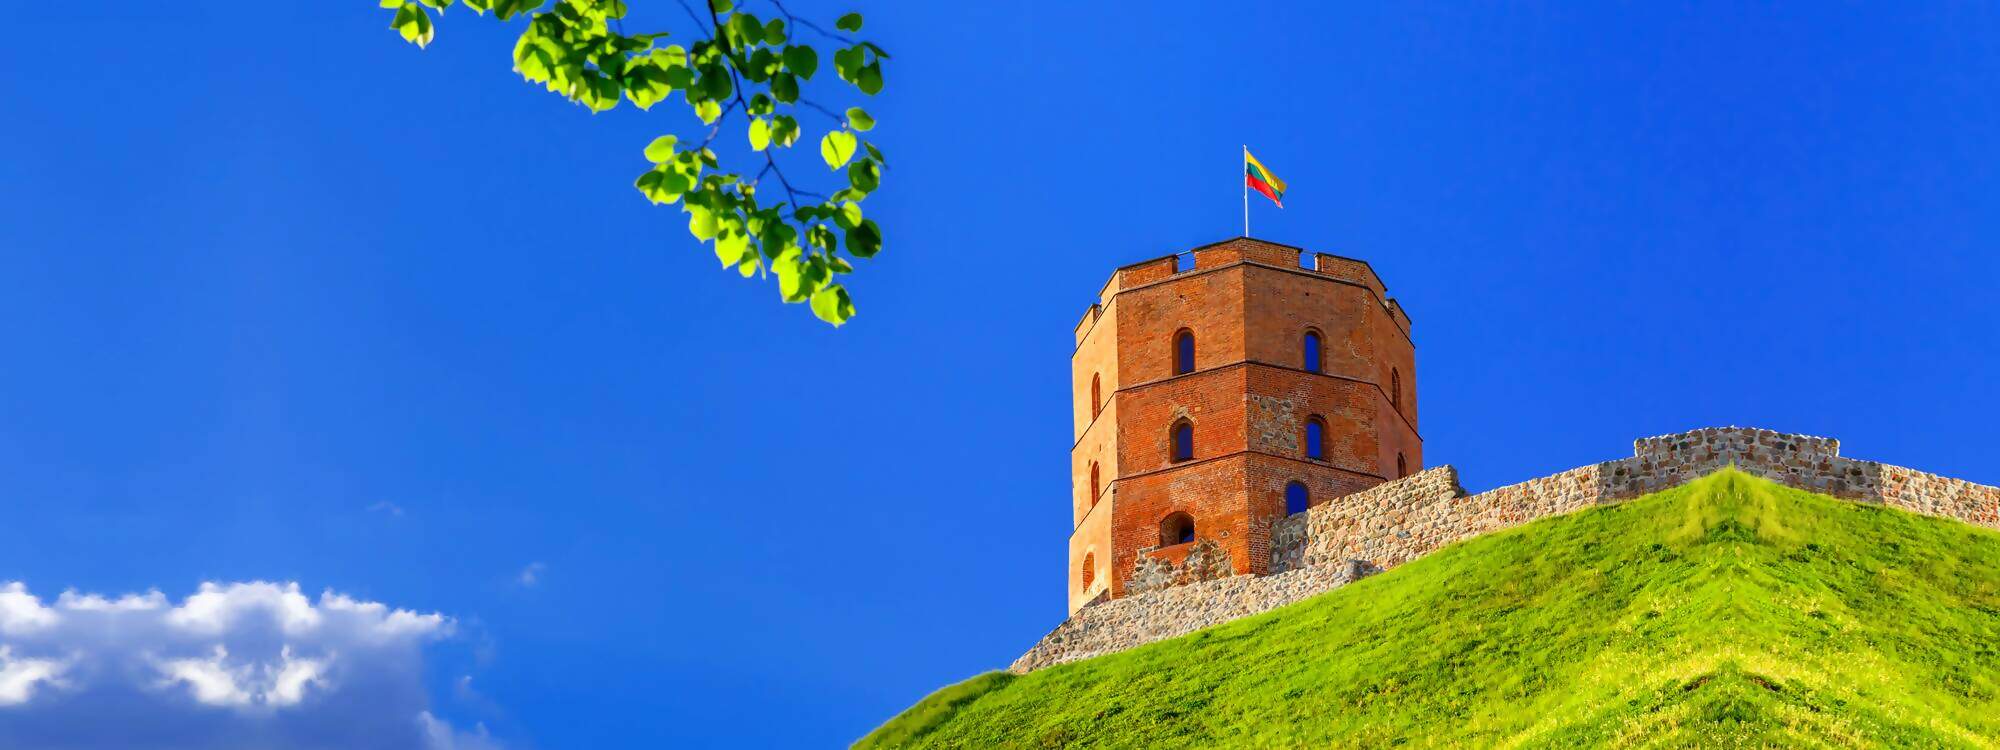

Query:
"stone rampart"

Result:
[[1007, 559, 1377, 673], [1013, 426, 2000, 672]]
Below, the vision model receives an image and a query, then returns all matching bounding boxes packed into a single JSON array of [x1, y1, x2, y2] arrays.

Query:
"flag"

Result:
[[1244, 150, 1287, 207]]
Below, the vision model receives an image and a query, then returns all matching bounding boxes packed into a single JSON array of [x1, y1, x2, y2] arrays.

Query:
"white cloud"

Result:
[[369, 501, 407, 517], [56, 590, 166, 612], [166, 581, 327, 636], [0, 583, 57, 635], [0, 581, 492, 749], [418, 710, 504, 750], [155, 646, 255, 707], [0, 647, 66, 706], [515, 563, 545, 588]]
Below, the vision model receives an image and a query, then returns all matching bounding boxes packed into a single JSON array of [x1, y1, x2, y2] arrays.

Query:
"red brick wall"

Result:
[[1066, 237, 1422, 612]]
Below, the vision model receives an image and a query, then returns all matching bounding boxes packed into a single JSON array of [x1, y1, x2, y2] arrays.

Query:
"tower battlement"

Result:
[[1074, 238, 1411, 347]]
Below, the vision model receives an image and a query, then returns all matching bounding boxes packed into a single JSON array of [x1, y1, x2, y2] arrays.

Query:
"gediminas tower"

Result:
[[1068, 237, 1420, 613]]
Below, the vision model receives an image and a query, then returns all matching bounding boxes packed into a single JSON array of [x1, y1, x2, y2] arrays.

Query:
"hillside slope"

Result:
[[859, 470, 2000, 748]]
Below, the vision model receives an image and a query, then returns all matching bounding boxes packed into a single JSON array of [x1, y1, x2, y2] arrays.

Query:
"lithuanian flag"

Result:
[[1245, 150, 1287, 207]]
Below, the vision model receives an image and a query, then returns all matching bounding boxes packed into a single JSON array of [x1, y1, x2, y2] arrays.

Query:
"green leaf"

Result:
[[807, 225, 837, 250], [845, 107, 875, 132], [763, 19, 787, 45], [635, 169, 687, 204], [748, 118, 770, 151], [810, 284, 855, 325], [653, 44, 688, 67], [392, 3, 435, 48], [836, 12, 863, 32], [745, 49, 777, 83], [695, 99, 723, 124], [688, 206, 720, 239], [846, 219, 882, 257], [774, 248, 826, 302], [727, 13, 763, 50], [492, 0, 535, 20], [864, 141, 888, 165], [833, 47, 863, 82], [820, 131, 858, 169], [624, 62, 675, 110], [770, 73, 799, 103], [782, 46, 817, 80], [578, 71, 621, 112], [644, 135, 678, 163], [714, 229, 751, 267], [770, 115, 800, 148], [758, 221, 797, 259], [700, 67, 733, 100], [835, 200, 863, 229], [856, 62, 883, 95], [847, 159, 880, 192], [663, 63, 694, 89]]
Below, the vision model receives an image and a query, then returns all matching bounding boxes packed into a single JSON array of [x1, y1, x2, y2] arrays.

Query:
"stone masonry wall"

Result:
[[1008, 559, 1378, 673], [1014, 426, 2000, 672], [1287, 426, 2000, 572], [1269, 465, 1465, 573]]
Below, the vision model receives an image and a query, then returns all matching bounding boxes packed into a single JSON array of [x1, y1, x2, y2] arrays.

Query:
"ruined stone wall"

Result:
[[1284, 426, 2000, 575], [1017, 426, 2000, 672], [1008, 560, 1378, 673], [1269, 466, 1464, 573]]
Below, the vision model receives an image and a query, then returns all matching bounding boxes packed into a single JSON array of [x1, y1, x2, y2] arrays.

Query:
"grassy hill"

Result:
[[859, 470, 2000, 748]]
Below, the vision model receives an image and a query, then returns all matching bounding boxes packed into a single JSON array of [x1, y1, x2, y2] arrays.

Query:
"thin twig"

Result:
[[794, 98, 846, 124], [674, 0, 715, 36], [765, 0, 859, 45], [698, 99, 742, 148]]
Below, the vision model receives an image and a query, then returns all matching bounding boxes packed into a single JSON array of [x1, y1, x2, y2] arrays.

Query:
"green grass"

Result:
[[857, 470, 2000, 748]]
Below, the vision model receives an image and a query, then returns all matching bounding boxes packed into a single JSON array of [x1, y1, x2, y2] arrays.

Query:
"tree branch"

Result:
[[705, 0, 827, 214]]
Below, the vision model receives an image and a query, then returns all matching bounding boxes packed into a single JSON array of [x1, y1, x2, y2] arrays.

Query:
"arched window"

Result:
[[1285, 481, 1309, 515], [1170, 420, 1194, 462], [1081, 553, 1096, 590], [1160, 512, 1196, 546], [1173, 330, 1195, 375], [1088, 462, 1100, 505], [1397, 452, 1408, 478], [1303, 331, 1322, 373], [1391, 368, 1403, 412], [1305, 416, 1326, 460], [1090, 374, 1102, 418]]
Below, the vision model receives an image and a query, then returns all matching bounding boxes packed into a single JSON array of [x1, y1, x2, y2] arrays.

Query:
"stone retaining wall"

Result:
[[1012, 426, 2000, 672], [1007, 560, 1377, 673], [1288, 427, 2000, 571]]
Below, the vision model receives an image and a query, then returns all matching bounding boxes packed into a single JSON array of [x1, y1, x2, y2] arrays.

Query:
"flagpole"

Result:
[[1241, 145, 1249, 238]]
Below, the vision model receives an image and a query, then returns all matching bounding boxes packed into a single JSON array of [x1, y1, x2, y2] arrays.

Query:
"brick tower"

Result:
[[1067, 237, 1421, 613]]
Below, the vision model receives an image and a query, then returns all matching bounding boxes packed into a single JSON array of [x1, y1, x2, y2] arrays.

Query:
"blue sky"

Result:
[[2, 2, 1998, 747]]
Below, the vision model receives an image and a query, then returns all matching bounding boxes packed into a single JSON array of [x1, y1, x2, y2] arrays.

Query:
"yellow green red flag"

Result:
[[1244, 150, 1286, 207]]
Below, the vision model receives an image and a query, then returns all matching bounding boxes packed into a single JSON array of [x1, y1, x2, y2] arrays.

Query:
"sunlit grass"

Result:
[[857, 470, 2000, 748]]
